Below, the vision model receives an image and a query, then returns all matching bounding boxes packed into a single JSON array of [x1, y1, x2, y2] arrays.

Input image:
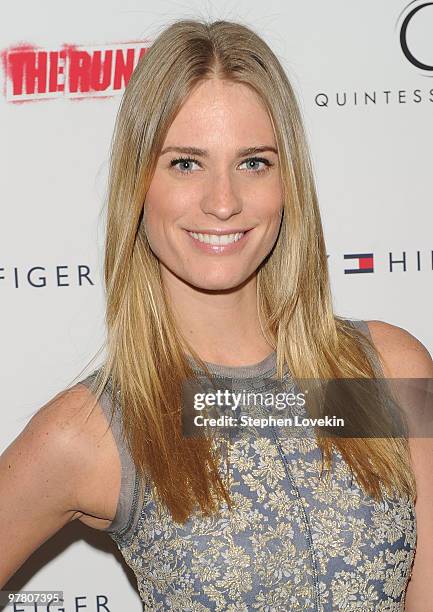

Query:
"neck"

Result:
[[162, 269, 274, 367]]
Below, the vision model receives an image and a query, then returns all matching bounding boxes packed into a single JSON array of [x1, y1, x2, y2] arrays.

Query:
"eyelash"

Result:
[[169, 156, 273, 176]]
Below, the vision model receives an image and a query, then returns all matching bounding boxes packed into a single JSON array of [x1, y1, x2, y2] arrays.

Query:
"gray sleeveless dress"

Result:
[[79, 319, 416, 611]]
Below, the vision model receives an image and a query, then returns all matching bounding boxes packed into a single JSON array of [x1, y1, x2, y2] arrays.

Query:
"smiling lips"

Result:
[[185, 228, 251, 252], [188, 231, 244, 245]]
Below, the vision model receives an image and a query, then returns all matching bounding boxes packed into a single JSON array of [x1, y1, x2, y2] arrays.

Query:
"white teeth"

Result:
[[188, 231, 245, 245]]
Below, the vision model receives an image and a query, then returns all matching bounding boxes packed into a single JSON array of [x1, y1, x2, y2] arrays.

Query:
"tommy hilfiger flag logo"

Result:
[[344, 253, 374, 274]]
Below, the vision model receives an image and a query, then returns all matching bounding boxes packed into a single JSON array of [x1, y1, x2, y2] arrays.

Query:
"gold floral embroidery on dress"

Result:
[[110, 400, 416, 612]]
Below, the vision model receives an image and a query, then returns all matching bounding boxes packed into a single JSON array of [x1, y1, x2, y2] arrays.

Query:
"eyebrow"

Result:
[[159, 145, 278, 157]]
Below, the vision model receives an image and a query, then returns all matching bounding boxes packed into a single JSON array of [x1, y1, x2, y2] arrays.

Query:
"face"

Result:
[[143, 78, 283, 293]]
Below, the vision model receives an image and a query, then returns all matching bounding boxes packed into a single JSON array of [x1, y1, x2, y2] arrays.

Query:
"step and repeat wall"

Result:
[[1, 0, 431, 609]]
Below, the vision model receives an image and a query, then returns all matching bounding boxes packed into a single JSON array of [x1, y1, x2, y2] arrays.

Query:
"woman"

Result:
[[1, 18, 432, 611]]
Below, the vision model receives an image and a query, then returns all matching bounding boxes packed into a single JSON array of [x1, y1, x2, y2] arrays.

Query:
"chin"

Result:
[[187, 270, 249, 292]]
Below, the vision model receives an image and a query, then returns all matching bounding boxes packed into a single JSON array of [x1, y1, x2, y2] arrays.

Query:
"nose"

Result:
[[200, 170, 243, 221]]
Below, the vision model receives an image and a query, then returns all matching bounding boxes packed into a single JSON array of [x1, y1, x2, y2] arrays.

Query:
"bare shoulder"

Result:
[[20, 382, 120, 529], [0, 383, 119, 585], [365, 319, 433, 378], [16, 384, 98, 488], [30, 382, 102, 438]]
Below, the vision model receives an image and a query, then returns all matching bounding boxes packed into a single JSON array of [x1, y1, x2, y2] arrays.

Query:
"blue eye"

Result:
[[239, 158, 271, 173], [170, 157, 200, 174], [169, 156, 273, 175]]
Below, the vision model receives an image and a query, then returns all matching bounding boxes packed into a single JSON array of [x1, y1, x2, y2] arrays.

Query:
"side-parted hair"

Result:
[[73, 19, 415, 523]]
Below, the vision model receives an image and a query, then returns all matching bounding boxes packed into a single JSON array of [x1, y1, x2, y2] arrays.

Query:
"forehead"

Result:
[[163, 79, 276, 147]]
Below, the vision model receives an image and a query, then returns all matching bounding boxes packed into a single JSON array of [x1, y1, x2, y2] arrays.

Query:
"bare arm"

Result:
[[0, 384, 114, 586], [367, 320, 433, 612]]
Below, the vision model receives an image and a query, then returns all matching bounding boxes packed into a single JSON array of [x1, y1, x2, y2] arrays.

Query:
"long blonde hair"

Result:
[[74, 18, 415, 523]]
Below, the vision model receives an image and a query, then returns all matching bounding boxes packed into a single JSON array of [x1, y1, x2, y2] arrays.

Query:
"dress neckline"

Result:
[[186, 349, 278, 380]]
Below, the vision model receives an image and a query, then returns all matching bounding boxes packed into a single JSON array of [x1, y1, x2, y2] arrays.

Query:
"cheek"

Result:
[[143, 183, 192, 263], [253, 176, 283, 214], [144, 173, 196, 228], [254, 189, 283, 229], [144, 181, 176, 237]]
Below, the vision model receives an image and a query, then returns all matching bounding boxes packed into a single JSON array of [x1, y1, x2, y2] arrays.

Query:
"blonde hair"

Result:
[[74, 18, 415, 523]]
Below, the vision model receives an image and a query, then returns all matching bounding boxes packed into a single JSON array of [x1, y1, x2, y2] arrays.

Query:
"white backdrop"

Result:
[[1, 1, 432, 609]]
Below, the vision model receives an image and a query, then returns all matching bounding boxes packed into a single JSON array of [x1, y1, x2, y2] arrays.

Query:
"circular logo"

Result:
[[399, 2, 433, 72]]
